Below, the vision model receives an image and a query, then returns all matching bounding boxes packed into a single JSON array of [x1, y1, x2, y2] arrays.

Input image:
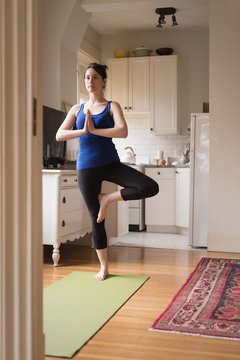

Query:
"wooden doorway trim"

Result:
[[0, 0, 44, 359]]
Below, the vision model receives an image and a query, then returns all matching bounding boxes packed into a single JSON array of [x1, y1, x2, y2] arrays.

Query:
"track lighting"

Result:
[[172, 14, 178, 26], [155, 7, 178, 28]]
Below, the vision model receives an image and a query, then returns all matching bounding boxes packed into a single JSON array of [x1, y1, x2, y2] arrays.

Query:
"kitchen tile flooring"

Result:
[[109, 231, 191, 250]]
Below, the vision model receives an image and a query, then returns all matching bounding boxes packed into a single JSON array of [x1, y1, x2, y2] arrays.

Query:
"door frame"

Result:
[[0, 0, 44, 358]]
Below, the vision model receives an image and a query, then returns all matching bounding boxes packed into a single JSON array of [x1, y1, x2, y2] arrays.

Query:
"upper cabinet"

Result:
[[107, 55, 179, 134], [107, 57, 150, 114], [150, 55, 179, 135]]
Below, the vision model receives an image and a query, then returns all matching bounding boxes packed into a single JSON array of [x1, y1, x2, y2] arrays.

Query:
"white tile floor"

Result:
[[109, 231, 192, 250]]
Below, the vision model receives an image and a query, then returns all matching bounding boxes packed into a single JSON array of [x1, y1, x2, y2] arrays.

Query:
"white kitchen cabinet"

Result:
[[150, 55, 178, 135], [102, 181, 129, 237], [42, 170, 91, 266], [175, 168, 190, 228], [145, 167, 176, 228], [107, 57, 150, 114]]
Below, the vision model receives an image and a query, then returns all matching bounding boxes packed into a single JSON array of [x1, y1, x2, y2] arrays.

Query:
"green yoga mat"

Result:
[[44, 271, 149, 358]]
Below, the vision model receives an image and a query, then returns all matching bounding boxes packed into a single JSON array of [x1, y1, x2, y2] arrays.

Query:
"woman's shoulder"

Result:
[[109, 101, 125, 118], [69, 103, 82, 116], [109, 100, 121, 110]]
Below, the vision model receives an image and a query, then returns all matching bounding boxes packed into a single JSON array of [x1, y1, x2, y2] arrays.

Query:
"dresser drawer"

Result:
[[60, 188, 84, 212], [61, 174, 78, 188], [59, 209, 87, 236], [145, 167, 175, 180]]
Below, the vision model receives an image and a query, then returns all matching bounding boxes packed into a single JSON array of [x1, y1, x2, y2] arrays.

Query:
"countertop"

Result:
[[122, 162, 190, 169], [141, 164, 190, 169]]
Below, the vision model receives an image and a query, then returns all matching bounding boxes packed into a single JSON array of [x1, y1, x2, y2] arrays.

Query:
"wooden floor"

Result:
[[43, 244, 240, 360]]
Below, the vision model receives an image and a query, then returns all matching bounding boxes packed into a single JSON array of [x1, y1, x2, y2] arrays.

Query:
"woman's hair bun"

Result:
[[85, 63, 109, 80]]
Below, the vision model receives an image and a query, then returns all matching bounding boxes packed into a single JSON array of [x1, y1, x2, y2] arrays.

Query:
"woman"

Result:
[[56, 63, 159, 280]]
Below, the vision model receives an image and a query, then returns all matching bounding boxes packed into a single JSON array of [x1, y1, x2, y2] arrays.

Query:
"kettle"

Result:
[[121, 146, 136, 164], [180, 144, 190, 164]]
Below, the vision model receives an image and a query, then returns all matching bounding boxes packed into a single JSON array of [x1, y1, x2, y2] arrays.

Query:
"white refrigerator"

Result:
[[189, 113, 209, 247]]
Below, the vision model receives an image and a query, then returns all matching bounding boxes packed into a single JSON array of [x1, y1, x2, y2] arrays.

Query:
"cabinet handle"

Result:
[[175, 171, 179, 174], [74, 178, 78, 182], [129, 106, 132, 110], [124, 106, 127, 109], [62, 196, 66, 203], [62, 220, 65, 227], [157, 171, 161, 175], [150, 128, 153, 131], [63, 179, 68, 183]]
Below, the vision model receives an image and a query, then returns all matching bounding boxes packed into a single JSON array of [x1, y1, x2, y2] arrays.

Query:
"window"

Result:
[[77, 50, 97, 104]]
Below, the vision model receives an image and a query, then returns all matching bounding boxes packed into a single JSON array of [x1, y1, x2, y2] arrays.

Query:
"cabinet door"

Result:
[[150, 55, 178, 134], [117, 186, 129, 236], [145, 168, 176, 226], [107, 57, 150, 114], [128, 57, 150, 113], [176, 168, 190, 227], [102, 181, 128, 237], [107, 58, 128, 110]]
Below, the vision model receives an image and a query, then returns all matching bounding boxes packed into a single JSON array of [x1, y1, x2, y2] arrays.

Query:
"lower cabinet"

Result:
[[145, 167, 190, 232], [42, 170, 91, 266], [176, 168, 190, 228], [145, 168, 176, 228], [102, 181, 129, 237]]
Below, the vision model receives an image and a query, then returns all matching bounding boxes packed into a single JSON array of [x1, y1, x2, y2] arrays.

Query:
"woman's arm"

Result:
[[56, 104, 88, 141], [87, 101, 128, 138]]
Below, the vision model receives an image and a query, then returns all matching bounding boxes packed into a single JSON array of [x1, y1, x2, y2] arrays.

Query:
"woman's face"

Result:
[[84, 68, 106, 94]]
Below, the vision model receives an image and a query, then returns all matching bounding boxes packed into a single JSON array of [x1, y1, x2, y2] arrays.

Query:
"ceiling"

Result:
[[80, 0, 209, 35]]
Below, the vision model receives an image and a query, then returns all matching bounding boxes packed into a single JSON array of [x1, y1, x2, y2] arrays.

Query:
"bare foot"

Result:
[[97, 193, 109, 223], [95, 267, 109, 281]]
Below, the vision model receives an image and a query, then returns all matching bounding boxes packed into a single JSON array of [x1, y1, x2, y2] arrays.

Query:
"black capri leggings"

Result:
[[77, 161, 159, 249]]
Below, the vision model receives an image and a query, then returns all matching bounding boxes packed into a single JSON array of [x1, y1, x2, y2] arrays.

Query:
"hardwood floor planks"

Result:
[[43, 244, 240, 360]]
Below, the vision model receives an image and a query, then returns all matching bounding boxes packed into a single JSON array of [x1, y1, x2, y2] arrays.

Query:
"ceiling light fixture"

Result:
[[155, 7, 178, 28]]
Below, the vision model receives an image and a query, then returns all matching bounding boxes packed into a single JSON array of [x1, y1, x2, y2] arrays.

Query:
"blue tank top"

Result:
[[76, 101, 120, 170]]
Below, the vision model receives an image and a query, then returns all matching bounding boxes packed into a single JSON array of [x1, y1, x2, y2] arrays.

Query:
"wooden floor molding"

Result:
[[43, 244, 240, 360]]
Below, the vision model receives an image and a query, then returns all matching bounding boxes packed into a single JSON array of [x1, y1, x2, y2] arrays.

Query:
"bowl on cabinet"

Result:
[[132, 46, 152, 57], [156, 48, 173, 56], [113, 49, 129, 58]]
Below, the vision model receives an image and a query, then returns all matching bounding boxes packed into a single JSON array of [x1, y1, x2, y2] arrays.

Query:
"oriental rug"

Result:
[[44, 272, 149, 358], [150, 257, 240, 340]]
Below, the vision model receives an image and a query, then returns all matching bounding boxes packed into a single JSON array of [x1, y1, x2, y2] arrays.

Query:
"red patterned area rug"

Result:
[[150, 257, 240, 340]]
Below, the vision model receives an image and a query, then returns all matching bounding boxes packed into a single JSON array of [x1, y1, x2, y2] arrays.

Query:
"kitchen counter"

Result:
[[143, 164, 190, 169], [122, 162, 190, 170]]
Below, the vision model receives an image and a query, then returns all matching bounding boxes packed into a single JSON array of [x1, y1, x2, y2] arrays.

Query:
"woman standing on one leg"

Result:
[[56, 63, 159, 280]]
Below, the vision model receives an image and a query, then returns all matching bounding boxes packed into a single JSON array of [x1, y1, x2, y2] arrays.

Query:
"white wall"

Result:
[[100, 29, 209, 133], [81, 26, 101, 61], [208, 0, 240, 252], [43, 0, 91, 109]]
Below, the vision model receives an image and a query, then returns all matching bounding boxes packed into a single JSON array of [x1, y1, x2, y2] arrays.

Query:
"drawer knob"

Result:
[[62, 196, 66, 203], [157, 171, 161, 175], [63, 179, 68, 183], [61, 220, 65, 227]]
